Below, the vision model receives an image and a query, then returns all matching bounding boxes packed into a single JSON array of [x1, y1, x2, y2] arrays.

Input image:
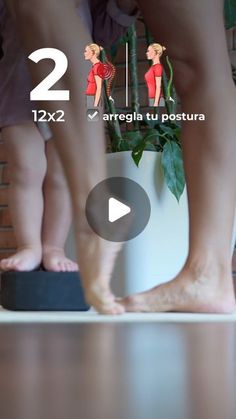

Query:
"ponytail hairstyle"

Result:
[[150, 43, 166, 58], [87, 43, 116, 100], [100, 50, 116, 100]]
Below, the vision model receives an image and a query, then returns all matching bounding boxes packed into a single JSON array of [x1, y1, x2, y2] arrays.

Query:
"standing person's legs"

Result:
[[7, 0, 124, 313], [123, 0, 236, 313], [41, 139, 78, 272], [0, 122, 46, 271]]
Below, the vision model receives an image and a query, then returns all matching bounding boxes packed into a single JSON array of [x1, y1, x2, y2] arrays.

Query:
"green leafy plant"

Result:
[[103, 3, 236, 202], [102, 23, 185, 202]]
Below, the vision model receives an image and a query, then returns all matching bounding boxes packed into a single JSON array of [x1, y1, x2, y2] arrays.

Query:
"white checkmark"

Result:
[[88, 111, 99, 120]]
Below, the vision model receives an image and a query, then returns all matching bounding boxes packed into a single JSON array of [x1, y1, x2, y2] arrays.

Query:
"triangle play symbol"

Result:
[[108, 197, 131, 223]]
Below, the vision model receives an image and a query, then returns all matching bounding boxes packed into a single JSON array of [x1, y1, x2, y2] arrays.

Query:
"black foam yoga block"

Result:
[[0, 271, 90, 311]]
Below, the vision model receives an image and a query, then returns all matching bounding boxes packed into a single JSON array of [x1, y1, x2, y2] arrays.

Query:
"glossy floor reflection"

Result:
[[0, 323, 235, 419]]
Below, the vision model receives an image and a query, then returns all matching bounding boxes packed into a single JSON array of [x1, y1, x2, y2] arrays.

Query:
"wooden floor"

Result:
[[0, 322, 235, 419]]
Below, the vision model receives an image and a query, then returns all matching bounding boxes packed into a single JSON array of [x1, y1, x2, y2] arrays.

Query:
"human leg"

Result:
[[122, 0, 236, 313], [41, 139, 78, 272], [0, 122, 46, 271], [7, 0, 124, 313]]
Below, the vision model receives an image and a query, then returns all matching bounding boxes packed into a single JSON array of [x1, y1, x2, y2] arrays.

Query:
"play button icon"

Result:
[[108, 198, 131, 223], [85, 177, 151, 242]]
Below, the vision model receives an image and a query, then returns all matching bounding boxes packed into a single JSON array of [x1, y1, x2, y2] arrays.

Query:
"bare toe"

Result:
[[42, 247, 79, 273], [61, 263, 66, 272], [67, 264, 73, 272], [71, 262, 79, 272], [121, 289, 159, 312], [0, 248, 41, 272], [86, 288, 125, 315]]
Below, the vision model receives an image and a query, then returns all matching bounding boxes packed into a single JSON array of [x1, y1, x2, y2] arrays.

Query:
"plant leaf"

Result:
[[117, 139, 131, 151], [159, 123, 176, 138], [161, 141, 185, 201], [233, 65, 236, 84], [132, 148, 143, 166], [145, 142, 157, 151], [122, 130, 143, 148], [225, 0, 236, 29]]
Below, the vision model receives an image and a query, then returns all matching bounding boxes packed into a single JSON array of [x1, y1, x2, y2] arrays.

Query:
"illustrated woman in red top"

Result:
[[84, 43, 104, 108], [84, 43, 116, 108], [145, 43, 166, 107]]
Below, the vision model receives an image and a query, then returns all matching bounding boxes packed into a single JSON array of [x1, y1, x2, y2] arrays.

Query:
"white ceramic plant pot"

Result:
[[107, 151, 189, 296], [65, 150, 236, 297]]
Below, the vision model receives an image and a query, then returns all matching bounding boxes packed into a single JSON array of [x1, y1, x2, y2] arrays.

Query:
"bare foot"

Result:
[[0, 246, 42, 272], [42, 246, 78, 272], [121, 263, 236, 314], [77, 231, 125, 315]]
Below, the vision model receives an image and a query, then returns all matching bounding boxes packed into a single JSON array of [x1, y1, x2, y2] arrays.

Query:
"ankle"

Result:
[[184, 255, 232, 280], [18, 244, 42, 254], [42, 245, 64, 254]]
